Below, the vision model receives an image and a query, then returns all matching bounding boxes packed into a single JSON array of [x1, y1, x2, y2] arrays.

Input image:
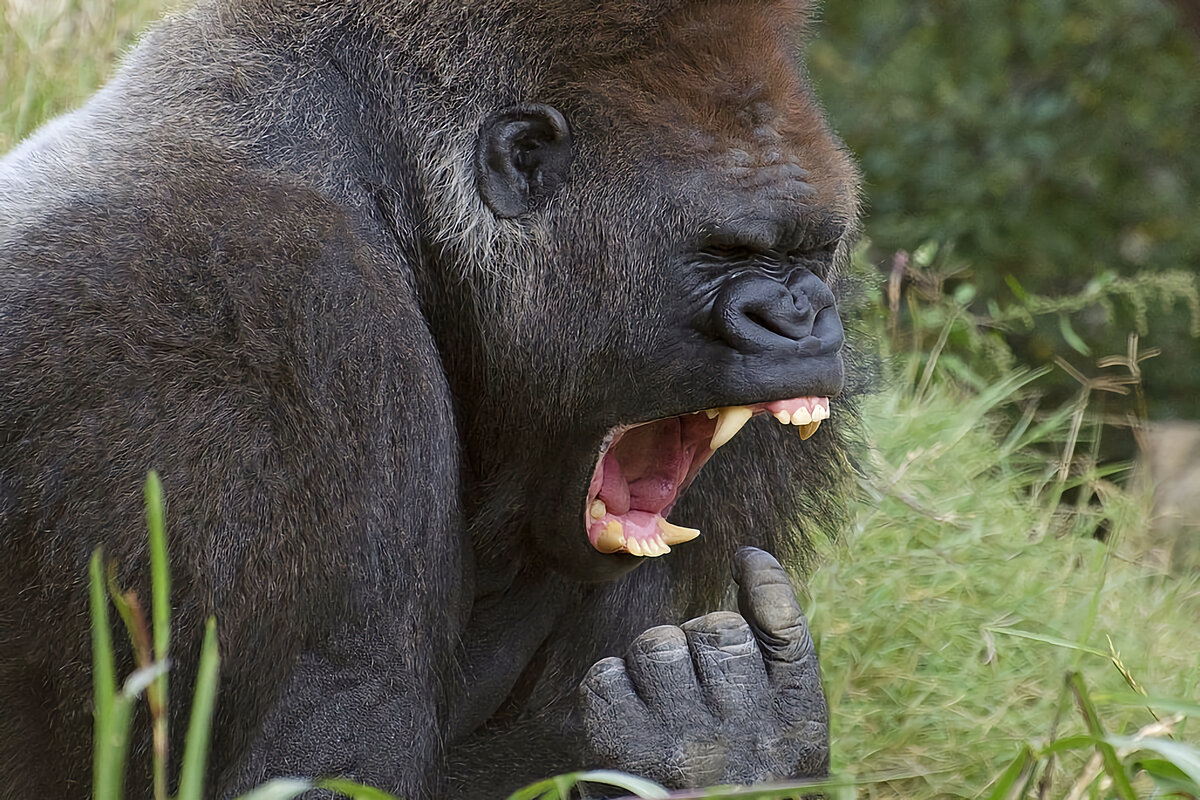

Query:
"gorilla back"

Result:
[[0, 0, 861, 797]]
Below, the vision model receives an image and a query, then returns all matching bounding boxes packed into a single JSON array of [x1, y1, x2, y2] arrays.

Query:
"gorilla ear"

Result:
[[476, 104, 572, 218]]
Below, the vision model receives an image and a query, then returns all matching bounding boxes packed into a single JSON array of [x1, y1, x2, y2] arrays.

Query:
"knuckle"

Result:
[[583, 656, 627, 685], [630, 624, 689, 663]]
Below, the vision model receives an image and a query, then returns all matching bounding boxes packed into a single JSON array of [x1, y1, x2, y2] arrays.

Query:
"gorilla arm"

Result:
[[0, 138, 468, 799]]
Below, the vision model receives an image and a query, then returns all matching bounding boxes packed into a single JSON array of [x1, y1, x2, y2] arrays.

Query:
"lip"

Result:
[[583, 396, 831, 557]]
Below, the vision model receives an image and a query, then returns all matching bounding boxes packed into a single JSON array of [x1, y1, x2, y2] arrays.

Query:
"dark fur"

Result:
[[0, 1, 864, 797]]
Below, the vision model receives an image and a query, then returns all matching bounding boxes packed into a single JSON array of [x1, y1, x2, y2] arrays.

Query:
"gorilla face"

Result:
[[466, 0, 857, 582]]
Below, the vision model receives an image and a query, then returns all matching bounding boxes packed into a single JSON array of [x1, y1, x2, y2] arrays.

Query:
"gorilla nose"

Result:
[[709, 271, 843, 357]]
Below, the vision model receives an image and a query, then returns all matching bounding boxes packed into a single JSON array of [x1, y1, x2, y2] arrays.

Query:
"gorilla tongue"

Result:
[[586, 397, 831, 557]]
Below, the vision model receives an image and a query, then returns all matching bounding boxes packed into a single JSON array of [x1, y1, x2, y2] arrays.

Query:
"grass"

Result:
[[0, 0, 175, 152], [809, 360, 1200, 797], [5, 1, 1199, 798]]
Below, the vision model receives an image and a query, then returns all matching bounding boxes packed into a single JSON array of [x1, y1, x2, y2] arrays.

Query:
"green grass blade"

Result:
[[145, 471, 170, 661], [97, 694, 137, 800], [145, 470, 171, 800], [90, 549, 124, 800], [1037, 734, 1098, 756], [983, 743, 1033, 800], [572, 770, 669, 798], [1106, 735, 1200, 789], [1068, 672, 1137, 800], [317, 778, 403, 799], [504, 776, 560, 800], [1130, 756, 1200, 796], [176, 617, 220, 800], [986, 627, 1107, 658], [1093, 693, 1200, 718], [233, 778, 317, 800]]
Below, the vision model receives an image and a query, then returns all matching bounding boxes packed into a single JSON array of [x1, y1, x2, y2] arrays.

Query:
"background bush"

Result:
[[810, 0, 1200, 420]]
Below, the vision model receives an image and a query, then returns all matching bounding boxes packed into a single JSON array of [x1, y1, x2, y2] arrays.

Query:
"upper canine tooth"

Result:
[[657, 518, 701, 545], [589, 499, 607, 520], [710, 406, 753, 450], [812, 402, 830, 422], [798, 420, 822, 440], [773, 409, 791, 425]]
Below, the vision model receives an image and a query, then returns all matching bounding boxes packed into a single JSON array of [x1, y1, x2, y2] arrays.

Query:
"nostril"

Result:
[[710, 276, 812, 354]]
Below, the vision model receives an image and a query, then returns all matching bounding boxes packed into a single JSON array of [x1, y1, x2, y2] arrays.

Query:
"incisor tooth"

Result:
[[812, 403, 830, 422], [798, 420, 822, 440], [595, 520, 626, 553], [710, 406, 753, 450], [657, 518, 701, 545], [704, 408, 719, 420], [773, 409, 791, 425], [792, 406, 813, 426], [589, 499, 607, 520], [649, 535, 671, 557], [625, 536, 644, 557]]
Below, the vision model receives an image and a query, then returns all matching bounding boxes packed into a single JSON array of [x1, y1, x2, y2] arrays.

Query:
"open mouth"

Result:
[[585, 396, 831, 557]]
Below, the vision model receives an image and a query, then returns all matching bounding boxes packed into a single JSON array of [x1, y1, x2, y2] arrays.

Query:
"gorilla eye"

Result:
[[699, 243, 758, 262], [793, 217, 847, 260]]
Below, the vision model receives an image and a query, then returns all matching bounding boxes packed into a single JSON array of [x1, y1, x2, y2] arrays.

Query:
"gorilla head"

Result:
[[0, 0, 861, 796], [392, 0, 858, 579]]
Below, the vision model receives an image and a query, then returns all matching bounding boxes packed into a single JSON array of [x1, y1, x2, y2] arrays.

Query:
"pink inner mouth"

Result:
[[585, 396, 830, 557]]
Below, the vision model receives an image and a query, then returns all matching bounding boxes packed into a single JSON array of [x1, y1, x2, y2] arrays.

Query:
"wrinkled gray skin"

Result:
[[0, 1, 863, 798]]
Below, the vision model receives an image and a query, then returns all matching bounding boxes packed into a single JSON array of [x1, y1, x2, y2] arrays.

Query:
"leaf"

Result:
[[1133, 757, 1199, 795], [1058, 313, 1092, 356], [504, 778, 557, 800], [90, 548, 132, 800], [1069, 672, 1138, 800], [984, 743, 1033, 800], [573, 770, 669, 798], [145, 470, 171, 663], [1093, 693, 1200, 718], [506, 771, 667, 800], [985, 627, 1107, 657], [1107, 735, 1200, 789], [176, 617, 221, 800], [318, 777, 405, 799], [233, 779, 316, 800]]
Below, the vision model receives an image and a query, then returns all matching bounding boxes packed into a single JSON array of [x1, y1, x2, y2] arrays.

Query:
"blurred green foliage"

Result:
[[810, 0, 1200, 419]]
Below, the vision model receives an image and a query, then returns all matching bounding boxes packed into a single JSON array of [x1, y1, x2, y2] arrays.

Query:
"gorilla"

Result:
[[0, 0, 862, 797]]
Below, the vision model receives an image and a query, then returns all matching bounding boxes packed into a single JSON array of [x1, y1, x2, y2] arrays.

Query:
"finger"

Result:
[[733, 546, 826, 724], [680, 610, 769, 719], [733, 546, 816, 673], [579, 657, 653, 764], [623, 625, 708, 727]]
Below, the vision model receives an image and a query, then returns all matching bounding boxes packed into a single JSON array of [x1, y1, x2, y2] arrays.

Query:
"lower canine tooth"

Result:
[[657, 518, 701, 545], [773, 409, 791, 425], [798, 420, 821, 440], [589, 499, 607, 519], [710, 406, 754, 450], [596, 520, 626, 553]]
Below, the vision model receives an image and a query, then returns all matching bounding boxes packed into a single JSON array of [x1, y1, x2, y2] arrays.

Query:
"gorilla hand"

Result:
[[579, 547, 829, 787]]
